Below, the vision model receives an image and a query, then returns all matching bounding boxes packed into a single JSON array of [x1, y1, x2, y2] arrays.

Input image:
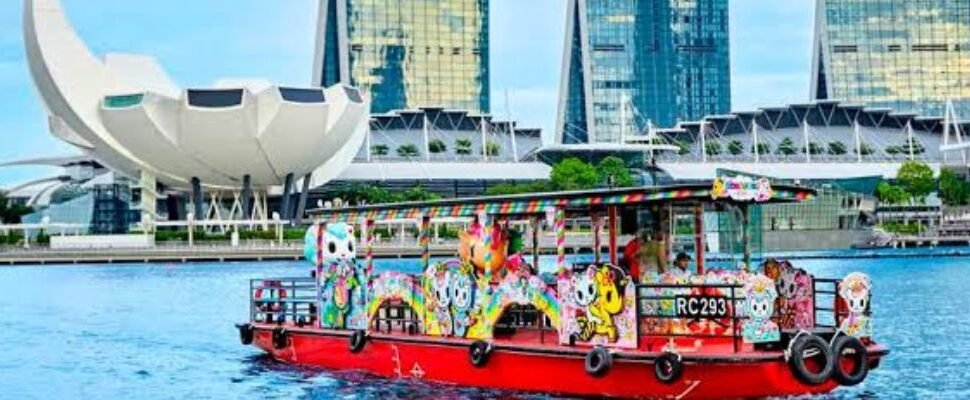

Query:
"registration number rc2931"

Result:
[[674, 295, 729, 319]]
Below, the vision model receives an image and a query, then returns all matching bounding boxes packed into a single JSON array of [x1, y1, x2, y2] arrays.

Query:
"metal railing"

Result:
[[249, 277, 318, 325], [812, 278, 841, 329]]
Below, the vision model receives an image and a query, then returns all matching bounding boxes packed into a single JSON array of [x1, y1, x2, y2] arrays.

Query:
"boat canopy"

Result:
[[307, 180, 816, 223]]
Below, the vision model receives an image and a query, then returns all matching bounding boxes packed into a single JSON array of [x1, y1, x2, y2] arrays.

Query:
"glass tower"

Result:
[[314, 0, 490, 114], [557, 0, 731, 144], [812, 0, 970, 117]]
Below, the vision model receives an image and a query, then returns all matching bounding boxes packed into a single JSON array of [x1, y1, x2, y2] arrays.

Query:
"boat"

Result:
[[236, 178, 888, 399]]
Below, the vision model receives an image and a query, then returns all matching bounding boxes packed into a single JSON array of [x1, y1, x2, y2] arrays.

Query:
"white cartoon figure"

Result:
[[571, 271, 597, 307], [428, 268, 454, 336], [839, 272, 872, 337], [450, 266, 478, 337], [741, 275, 780, 343], [304, 223, 356, 265]]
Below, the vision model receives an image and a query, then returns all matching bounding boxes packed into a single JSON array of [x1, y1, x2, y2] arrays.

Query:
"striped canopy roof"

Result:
[[309, 182, 815, 223]]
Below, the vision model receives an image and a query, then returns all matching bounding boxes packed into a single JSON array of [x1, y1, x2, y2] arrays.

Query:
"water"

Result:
[[0, 253, 967, 399]]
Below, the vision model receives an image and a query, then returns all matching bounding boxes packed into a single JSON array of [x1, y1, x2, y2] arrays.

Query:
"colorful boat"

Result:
[[236, 179, 888, 399]]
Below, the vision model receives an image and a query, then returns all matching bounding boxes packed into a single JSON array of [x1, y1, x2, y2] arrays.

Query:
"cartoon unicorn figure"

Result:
[[839, 272, 872, 337], [450, 264, 479, 337], [742, 275, 780, 343]]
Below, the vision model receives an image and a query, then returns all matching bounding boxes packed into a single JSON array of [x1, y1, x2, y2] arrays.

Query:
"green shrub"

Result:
[[727, 140, 744, 155], [371, 144, 389, 156], [705, 142, 722, 156], [396, 144, 420, 158], [428, 139, 447, 153], [455, 138, 473, 155]]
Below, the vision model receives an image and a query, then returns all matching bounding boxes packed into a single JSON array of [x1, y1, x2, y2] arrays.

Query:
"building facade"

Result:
[[557, 0, 731, 145], [812, 0, 970, 117], [314, 0, 490, 113]]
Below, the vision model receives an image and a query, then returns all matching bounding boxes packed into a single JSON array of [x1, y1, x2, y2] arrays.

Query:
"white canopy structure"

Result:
[[23, 0, 369, 191]]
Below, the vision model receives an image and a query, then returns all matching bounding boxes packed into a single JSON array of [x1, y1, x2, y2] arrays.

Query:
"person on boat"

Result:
[[637, 232, 667, 280], [671, 252, 692, 277]]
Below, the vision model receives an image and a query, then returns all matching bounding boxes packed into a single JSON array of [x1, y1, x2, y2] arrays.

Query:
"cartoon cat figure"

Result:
[[308, 223, 363, 329], [573, 265, 627, 342], [742, 275, 780, 343], [450, 265, 479, 338], [839, 272, 872, 337], [304, 223, 356, 265]]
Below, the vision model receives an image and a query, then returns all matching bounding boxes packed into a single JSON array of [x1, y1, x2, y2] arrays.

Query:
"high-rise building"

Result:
[[812, 0, 970, 117], [313, 0, 490, 114], [557, 0, 731, 144]]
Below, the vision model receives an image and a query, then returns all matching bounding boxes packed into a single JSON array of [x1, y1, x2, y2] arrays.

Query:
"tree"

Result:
[[485, 141, 501, 157], [875, 182, 908, 205], [828, 141, 847, 155], [0, 192, 33, 224], [596, 156, 635, 188], [751, 142, 771, 155], [858, 142, 874, 156], [777, 137, 797, 155], [939, 168, 970, 206], [428, 139, 447, 154], [705, 142, 722, 156], [397, 144, 420, 158], [401, 186, 441, 202], [676, 141, 691, 155], [804, 142, 825, 155], [727, 140, 744, 155], [371, 144, 389, 157], [455, 138, 473, 155], [896, 160, 935, 204], [486, 181, 552, 196], [550, 158, 599, 191]]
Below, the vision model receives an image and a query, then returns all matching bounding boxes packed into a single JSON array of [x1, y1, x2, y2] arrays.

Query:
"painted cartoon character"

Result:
[[574, 265, 627, 342], [775, 262, 815, 330], [427, 266, 454, 336], [711, 177, 727, 199], [450, 264, 479, 337], [304, 223, 356, 265], [755, 178, 774, 202], [319, 260, 362, 328], [839, 272, 872, 337], [458, 223, 508, 275], [741, 275, 780, 343]]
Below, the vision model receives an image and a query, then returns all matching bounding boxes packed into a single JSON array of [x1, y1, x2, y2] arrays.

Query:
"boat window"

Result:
[[279, 87, 326, 103], [103, 93, 144, 108], [187, 89, 244, 108], [371, 299, 421, 334]]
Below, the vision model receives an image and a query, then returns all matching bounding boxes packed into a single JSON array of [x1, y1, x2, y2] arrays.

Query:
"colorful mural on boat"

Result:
[[558, 264, 637, 349]]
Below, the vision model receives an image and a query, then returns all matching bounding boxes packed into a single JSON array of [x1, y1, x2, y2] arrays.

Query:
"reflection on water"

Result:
[[0, 253, 967, 399]]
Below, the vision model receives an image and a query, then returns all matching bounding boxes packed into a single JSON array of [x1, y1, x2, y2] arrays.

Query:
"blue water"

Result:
[[0, 253, 967, 399]]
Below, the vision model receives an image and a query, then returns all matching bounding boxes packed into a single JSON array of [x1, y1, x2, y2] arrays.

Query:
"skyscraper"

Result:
[[812, 0, 970, 117], [557, 0, 731, 144], [313, 0, 490, 114]]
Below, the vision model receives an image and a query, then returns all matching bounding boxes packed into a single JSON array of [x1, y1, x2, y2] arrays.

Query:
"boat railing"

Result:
[[812, 278, 841, 330], [248, 277, 318, 325], [635, 283, 745, 352]]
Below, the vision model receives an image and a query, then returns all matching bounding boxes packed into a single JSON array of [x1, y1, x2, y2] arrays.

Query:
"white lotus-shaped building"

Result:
[[23, 0, 369, 193]]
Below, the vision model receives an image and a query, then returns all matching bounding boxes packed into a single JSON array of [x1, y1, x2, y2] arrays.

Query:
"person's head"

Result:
[[674, 253, 691, 270]]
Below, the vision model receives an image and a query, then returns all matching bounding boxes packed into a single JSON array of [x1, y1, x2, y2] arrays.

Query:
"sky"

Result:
[[0, 0, 816, 188]]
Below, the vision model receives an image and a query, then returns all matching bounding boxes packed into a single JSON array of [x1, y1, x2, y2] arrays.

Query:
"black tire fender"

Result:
[[349, 330, 367, 353], [271, 327, 288, 350], [236, 323, 254, 345], [788, 334, 835, 386], [584, 346, 612, 377], [469, 340, 492, 368], [831, 335, 869, 386], [654, 352, 684, 384]]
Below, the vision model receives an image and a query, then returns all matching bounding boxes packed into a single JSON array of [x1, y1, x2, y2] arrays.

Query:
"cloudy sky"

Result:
[[0, 0, 815, 187]]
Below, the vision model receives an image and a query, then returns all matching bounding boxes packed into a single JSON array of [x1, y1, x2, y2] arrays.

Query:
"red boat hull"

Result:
[[249, 324, 886, 399]]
